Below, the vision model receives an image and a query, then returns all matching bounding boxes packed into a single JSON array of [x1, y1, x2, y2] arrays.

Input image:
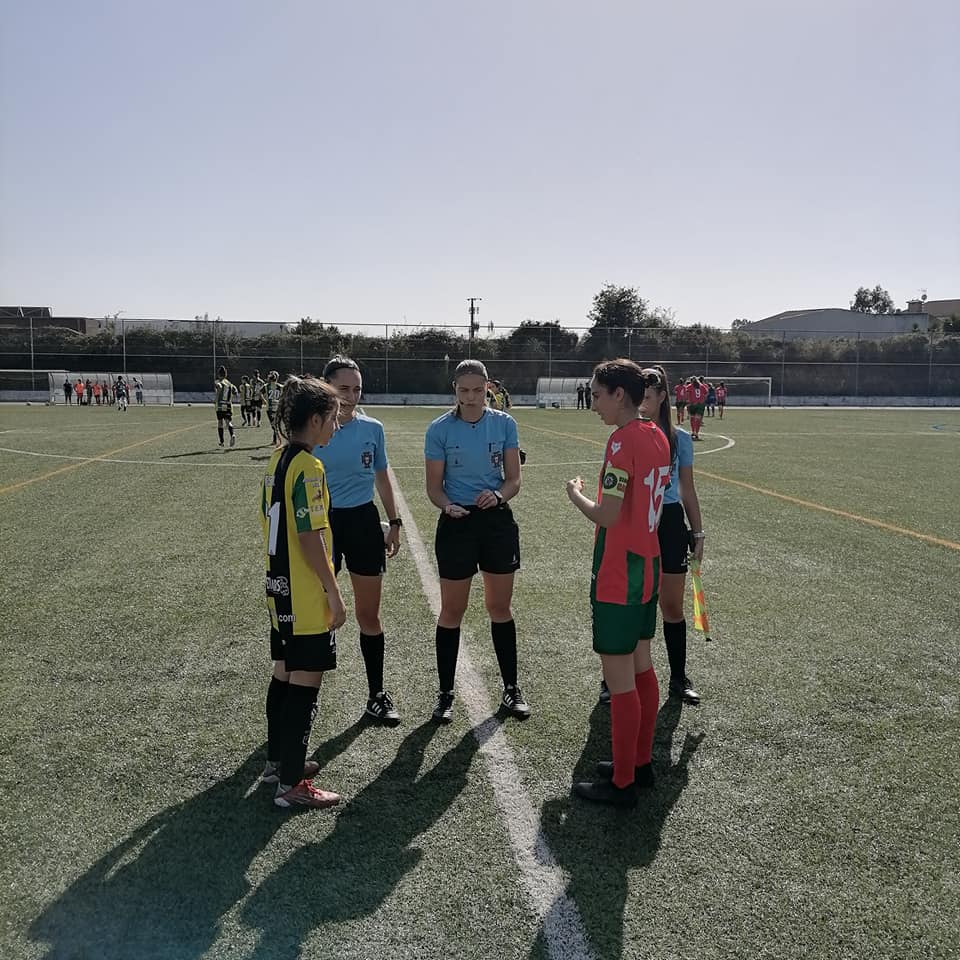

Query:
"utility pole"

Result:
[[467, 297, 482, 351]]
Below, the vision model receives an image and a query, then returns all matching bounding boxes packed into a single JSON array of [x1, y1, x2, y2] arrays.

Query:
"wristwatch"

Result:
[[389, 517, 403, 528], [493, 490, 504, 506]]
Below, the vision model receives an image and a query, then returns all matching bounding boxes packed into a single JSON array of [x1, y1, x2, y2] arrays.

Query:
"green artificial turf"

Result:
[[0, 404, 957, 960]]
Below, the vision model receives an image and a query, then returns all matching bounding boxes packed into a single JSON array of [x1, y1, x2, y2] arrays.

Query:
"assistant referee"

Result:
[[316, 356, 403, 726]]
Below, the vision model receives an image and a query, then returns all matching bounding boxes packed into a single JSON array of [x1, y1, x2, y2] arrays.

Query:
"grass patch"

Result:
[[0, 404, 957, 959]]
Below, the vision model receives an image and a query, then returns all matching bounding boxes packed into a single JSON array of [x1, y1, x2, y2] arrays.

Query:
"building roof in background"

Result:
[[742, 308, 930, 340]]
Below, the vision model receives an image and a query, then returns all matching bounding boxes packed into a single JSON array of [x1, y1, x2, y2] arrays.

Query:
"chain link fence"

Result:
[[2, 320, 958, 402]]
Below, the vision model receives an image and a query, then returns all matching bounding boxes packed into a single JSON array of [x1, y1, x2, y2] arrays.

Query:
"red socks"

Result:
[[635, 668, 659, 765], [610, 690, 641, 788]]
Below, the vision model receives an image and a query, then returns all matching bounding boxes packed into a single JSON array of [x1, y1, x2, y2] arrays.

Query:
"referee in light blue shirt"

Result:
[[424, 359, 530, 725], [315, 356, 403, 727]]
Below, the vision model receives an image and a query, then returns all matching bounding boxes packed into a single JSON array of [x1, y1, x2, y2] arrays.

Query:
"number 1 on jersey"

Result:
[[267, 501, 281, 556]]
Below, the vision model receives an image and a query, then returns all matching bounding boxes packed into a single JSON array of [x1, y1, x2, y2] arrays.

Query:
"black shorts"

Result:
[[270, 627, 337, 672], [216, 410, 232, 422], [435, 504, 520, 581], [658, 502, 690, 575], [329, 501, 386, 576]]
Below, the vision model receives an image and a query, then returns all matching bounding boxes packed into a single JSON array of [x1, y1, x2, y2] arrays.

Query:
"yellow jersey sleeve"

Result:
[[291, 454, 330, 534]]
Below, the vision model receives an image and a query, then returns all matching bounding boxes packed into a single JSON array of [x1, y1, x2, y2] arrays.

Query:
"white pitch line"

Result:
[[695, 434, 736, 455], [388, 468, 594, 960]]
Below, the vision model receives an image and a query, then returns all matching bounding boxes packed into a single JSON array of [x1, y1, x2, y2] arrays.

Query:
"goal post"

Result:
[[536, 374, 773, 408], [0, 369, 68, 404], [705, 376, 772, 406]]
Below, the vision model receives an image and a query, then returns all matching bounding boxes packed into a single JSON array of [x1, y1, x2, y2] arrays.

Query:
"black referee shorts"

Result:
[[270, 628, 337, 672], [329, 501, 387, 576], [658, 502, 690, 575], [435, 504, 520, 581]]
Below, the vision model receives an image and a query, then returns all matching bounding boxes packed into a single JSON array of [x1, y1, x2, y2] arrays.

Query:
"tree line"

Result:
[[2, 285, 957, 396]]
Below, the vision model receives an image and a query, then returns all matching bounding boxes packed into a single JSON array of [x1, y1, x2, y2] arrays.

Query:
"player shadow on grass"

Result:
[[28, 722, 366, 960], [531, 698, 705, 960], [159, 444, 275, 460], [241, 720, 482, 959]]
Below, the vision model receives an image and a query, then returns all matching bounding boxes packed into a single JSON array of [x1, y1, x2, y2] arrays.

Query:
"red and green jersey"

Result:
[[591, 418, 671, 606], [686, 381, 708, 405]]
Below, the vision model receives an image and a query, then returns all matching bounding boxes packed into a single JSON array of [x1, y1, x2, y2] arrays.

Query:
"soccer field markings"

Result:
[[522, 422, 960, 552], [388, 468, 595, 960], [0, 423, 206, 495], [522, 421, 736, 457], [695, 469, 960, 552]]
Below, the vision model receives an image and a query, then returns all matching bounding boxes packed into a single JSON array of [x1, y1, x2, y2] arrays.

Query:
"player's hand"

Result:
[[444, 503, 470, 519], [566, 477, 584, 500], [385, 525, 401, 558], [328, 593, 347, 631], [475, 489, 499, 510]]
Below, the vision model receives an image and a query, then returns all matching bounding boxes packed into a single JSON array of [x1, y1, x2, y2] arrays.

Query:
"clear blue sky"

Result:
[[2, 0, 957, 332]]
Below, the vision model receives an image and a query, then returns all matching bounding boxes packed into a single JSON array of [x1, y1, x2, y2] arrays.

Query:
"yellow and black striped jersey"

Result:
[[214, 379, 235, 412], [266, 382, 282, 411], [252, 378, 266, 403], [261, 444, 334, 637]]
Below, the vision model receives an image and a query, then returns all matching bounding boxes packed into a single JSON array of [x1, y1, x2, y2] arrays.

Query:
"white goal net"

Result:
[[697, 376, 772, 406], [536, 374, 773, 408]]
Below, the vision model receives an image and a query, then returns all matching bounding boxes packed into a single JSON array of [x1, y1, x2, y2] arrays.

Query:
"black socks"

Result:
[[663, 619, 687, 679], [266, 676, 289, 760], [279, 683, 319, 787], [491, 619, 518, 687], [437, 621, 518, 691], [436, 625, 461, 692], [359, 632, 385, 698]]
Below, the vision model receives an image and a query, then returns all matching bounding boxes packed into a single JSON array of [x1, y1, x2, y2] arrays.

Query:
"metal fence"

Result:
[[2, 320, 958, 401]]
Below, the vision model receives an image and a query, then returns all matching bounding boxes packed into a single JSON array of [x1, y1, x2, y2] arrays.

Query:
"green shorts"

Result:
[[591, 598, 658, 655], [688, 403, 705, 416]]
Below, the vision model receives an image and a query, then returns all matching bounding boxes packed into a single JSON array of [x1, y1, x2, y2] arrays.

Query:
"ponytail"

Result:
[[643, 365, 676, 463], [274, 375, 339, 442]]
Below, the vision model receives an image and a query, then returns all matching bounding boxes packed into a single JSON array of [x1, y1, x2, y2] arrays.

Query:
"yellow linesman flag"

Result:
[[690, 559, 713, 641]]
